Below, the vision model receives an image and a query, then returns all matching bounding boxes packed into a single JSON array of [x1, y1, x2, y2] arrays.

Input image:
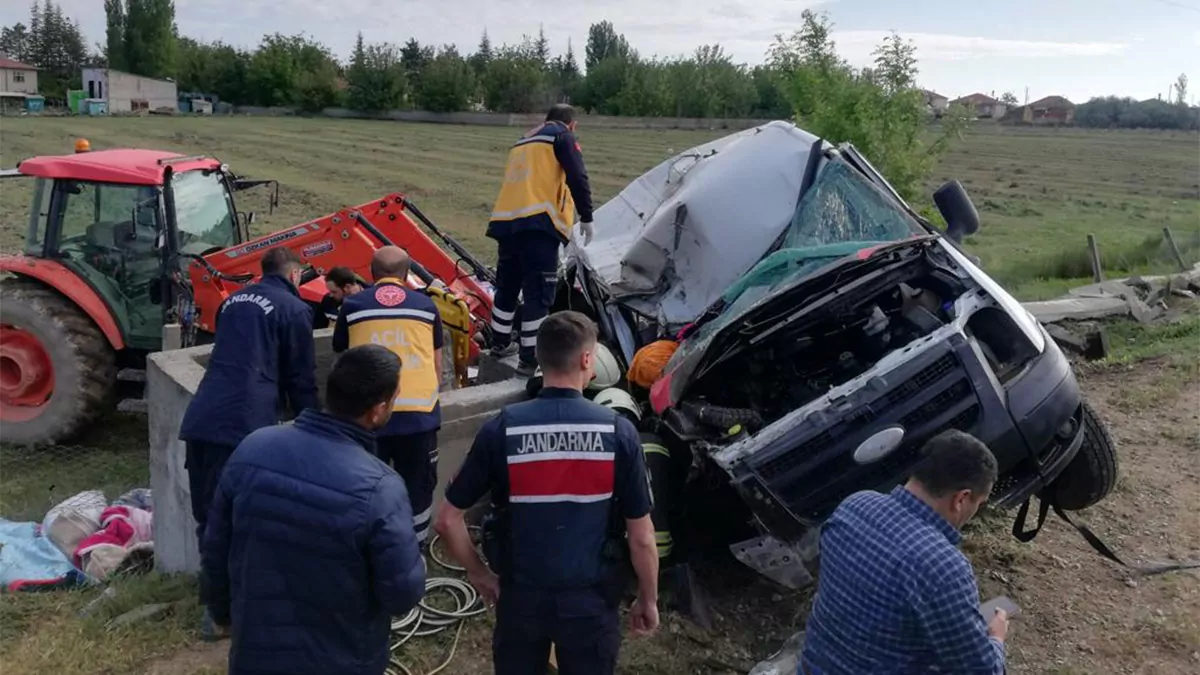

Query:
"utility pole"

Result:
[[1024, 86, 1029, 105]]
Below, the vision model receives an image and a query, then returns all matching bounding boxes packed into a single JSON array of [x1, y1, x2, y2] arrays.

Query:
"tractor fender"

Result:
[[0, 255, 126, 350]]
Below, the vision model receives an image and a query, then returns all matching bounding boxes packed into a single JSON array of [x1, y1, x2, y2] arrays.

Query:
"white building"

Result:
[[81, 68, 177, 113], [1, 55, 38, 94]]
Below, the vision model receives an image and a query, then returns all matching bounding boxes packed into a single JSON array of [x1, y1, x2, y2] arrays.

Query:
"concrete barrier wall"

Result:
[[230, 105, 776, 131], [147, 330, 528, 573]]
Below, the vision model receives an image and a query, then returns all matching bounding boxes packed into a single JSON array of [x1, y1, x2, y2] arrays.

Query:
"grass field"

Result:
[[2, 117, 1197, 300], [1, 117, 1198, 675]]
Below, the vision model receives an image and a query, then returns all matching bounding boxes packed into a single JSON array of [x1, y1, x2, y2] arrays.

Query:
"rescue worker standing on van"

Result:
[[487, 104, 594, 376], [333, 246, 443, 545], [434, 311, 660, 675], [179, 247, 319, 640]]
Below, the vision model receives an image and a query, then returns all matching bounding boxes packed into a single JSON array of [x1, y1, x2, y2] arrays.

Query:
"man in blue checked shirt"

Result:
[[800, 429, 1010, 675]]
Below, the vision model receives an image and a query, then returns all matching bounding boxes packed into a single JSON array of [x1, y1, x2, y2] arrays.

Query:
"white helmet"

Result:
[[594, 387, 641, 421], [588, 343, 622, 390]]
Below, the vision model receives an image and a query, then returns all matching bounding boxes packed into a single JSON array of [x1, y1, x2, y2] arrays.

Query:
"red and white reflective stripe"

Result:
[[505, 423, 615, 436], [507, 455, 614, 504], [510, 493, 613, 504], [507, 451, 612, 464]]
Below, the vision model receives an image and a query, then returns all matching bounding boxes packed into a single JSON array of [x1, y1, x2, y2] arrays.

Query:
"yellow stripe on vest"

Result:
[[642, 443, 671, 458], [347, 319, 439, 413]]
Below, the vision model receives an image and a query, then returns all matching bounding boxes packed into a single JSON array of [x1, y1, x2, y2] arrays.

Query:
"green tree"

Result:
[[416, 46, 475, 112], [483, 46, 545, 112], [578, 55, 625, 113], [400, 38, 434, 89], [1174, 73, 1188, 105], [122, 0, 176, 78], [584, 21, 630, 72], [533, 24, 550, 68], [548, 39, 582, 103], [468, 29, 492, 77], [615, 59, 672, 116], [247, 33, 339, 110], [771, 10, 965, 200], [347, 36, 407, 111], [11, 1, 86, 100], [1000, 91, 1019, 106], [177, 39, 249, 101], [750, 65, 791, 118], [26, 2, 43, 68], [104, 0, 124, 69], [0, 23, 30, 62]]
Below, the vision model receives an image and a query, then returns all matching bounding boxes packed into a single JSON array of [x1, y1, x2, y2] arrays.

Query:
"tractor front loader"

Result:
[[0, 143, 495, 446]]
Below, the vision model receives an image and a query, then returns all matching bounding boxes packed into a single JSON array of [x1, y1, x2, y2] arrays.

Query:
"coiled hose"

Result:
[[385, 533, 485, 675]]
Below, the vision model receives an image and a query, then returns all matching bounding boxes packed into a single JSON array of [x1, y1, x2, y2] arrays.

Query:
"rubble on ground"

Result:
[[1022, 263, 1200, 360], [1023, 263, 1200, 325]]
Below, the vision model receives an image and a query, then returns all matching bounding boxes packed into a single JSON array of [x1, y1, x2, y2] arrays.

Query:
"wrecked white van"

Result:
[[560, 121, 1117, 588]]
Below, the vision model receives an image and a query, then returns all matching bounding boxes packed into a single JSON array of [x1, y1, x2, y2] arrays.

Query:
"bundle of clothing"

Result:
[[0, 488, 154, 591]]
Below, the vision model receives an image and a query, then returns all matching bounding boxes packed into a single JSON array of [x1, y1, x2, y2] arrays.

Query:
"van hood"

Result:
[[563, 121, 824, 329]]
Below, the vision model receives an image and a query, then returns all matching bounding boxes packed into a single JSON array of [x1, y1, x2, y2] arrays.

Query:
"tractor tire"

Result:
[[1046, 401, 1118, 511], [0, 277, 117, 446]]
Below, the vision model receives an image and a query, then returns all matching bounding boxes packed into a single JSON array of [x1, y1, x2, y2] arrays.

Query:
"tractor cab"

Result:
[[10, 145, 269, 350]]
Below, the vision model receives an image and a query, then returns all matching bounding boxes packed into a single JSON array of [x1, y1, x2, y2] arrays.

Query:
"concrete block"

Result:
[[147, 346, 209, 573], [148, 330, 528, 573], [1023, 297, 1130, 323]]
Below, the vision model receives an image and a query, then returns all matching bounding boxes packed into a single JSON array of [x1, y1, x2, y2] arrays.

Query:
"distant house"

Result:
[[81, 68, 178, 113], [921, 89, 949, 115], [0, 55, 38, 95], [1029, 95, 1075, 123], [951, 93, 1007, 119]]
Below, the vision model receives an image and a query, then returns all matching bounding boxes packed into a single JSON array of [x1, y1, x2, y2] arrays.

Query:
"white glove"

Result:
[[578, 219, 594, 246]]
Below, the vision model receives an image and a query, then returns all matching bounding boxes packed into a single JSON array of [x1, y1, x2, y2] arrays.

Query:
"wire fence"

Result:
[[0, 413, 150, 524]]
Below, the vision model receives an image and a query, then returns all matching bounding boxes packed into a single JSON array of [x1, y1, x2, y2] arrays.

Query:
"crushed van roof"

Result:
[[17, 149, 221, 186]]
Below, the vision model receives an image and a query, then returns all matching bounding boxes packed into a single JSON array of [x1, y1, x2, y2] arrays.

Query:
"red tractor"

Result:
[[0, 142, 496, 445]]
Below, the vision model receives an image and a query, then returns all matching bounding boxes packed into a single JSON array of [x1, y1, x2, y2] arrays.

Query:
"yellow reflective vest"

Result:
[[489, 122, 579, 241], [334, 278, 443, 434]]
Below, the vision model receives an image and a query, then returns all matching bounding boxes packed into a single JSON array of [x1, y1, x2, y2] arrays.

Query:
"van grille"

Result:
[[748, 350, 980, 521]]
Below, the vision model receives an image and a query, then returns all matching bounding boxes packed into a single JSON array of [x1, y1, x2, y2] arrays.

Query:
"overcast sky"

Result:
[[4, 0, 1198, 103]]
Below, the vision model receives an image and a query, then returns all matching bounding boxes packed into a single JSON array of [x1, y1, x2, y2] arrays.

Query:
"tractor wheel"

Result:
[[0, 277, 117, 445], [1046, 400, 1119, 511]]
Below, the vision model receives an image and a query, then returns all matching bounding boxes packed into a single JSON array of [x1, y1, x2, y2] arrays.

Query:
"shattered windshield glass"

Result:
[[720, 159, 922, 310], [685, 159, 923, 350], [784, 160, 921, 249]]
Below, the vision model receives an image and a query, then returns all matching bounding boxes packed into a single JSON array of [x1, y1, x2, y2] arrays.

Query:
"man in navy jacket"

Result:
[[202, 345, 426, 675], [179, 247, 319, 635]]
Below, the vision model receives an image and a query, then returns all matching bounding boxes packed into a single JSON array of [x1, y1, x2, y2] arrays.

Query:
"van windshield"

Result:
[[718, 159, 924, 314]]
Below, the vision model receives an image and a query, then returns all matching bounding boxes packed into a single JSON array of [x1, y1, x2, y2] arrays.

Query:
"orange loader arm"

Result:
[[188, 194, 495, 337]]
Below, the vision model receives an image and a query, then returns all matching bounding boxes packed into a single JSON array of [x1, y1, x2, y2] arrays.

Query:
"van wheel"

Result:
[[1047, 401, 1118, 511]]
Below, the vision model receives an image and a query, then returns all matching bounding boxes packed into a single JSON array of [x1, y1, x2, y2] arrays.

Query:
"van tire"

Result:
[[1047, 401, 1118, 511]]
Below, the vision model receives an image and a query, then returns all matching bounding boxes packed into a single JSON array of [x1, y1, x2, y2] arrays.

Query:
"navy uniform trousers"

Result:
[[375, 430, 438, 544], [186, 440, 236, 604], [489, 230, 561, 365], [494, 584, 620, 675]]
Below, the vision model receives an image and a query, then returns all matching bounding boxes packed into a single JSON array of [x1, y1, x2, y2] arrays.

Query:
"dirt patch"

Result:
[[966, 358, 1200, 674], [143, 641, 227, 675]]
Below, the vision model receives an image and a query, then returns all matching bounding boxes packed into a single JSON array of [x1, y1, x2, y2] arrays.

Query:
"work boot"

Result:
[[516, 360, 538, 378], [200, 607, 231, 642], [490, 343, 518, 359]]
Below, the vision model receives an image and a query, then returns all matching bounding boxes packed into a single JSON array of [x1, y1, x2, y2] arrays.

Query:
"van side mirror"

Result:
[[933, 180, 980, 244]]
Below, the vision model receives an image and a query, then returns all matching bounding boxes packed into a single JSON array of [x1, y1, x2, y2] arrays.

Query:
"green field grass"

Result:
[[2, 117, 1197, 301]]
